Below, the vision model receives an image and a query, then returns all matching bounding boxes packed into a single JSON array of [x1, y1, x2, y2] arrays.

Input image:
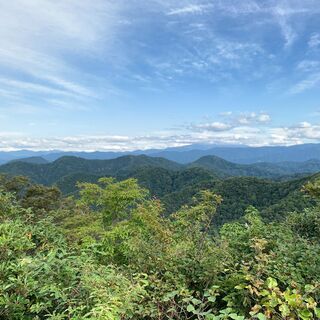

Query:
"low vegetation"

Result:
[[1, 173, 320, 319]]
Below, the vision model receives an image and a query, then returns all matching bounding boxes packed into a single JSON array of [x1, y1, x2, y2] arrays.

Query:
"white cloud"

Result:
[[308, 33, 320, 48], [1, 0, 320, 150], [297, 60, 320, 72], [257, 113, 271, 123], [190, 121, 233, 132], [0, 116, 320, 151], [289, 73, 320, 94], [232, 112, 272, 125], [168, 4, 211, 16]]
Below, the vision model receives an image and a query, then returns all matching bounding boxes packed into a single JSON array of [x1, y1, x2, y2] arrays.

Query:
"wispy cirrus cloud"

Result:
[[1, 0, 320, 149], [0, 0, 123, 108], [167, 4, 211, 16], [308, 33, 320, 48], [289, 73, 320, 94], [1, 0, 320, 95]]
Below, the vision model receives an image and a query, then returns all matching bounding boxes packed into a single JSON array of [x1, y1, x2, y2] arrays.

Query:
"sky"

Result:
[[0, 0, 320, 151]]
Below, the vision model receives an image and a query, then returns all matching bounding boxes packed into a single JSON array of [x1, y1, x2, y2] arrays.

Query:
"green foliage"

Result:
[[0, 193, 147, 319], [303, 179, 320, 201], [21, 184, 61, 215], [78, 177, 149, 227], [1, 176, 320, 319]]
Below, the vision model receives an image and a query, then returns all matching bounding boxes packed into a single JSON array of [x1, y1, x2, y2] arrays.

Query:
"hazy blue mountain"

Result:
[[40, 143, 320, 164], [150, 143, 320, 164], [43, 151, 129, 162], [1, 143, 320, 164], [0, 150, 57, 164]]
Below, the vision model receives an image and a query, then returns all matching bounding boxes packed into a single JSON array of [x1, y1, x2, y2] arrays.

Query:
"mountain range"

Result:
[[1, 143, 320, 165], [1, 153, 318, 226], [1, 154, 320, 187]]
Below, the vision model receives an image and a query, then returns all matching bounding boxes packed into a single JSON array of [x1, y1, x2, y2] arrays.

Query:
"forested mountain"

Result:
[[9, 156, 49, 164], [0, 155, 319, 227], [1, 154, 320, 188], [189, 155, 320, 179], [0, 155, 182, 185]]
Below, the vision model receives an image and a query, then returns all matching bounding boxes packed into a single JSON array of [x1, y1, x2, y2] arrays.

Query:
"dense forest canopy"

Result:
[[0, 169, 320, 319], [1, 155, 320, 185]]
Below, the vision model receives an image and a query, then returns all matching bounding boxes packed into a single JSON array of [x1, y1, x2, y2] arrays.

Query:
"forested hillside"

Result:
[[0, 172, 320, 319], [0, 155, 318, 226], [0, 155, 182, 185], [1, 154, 320, 187], [189, 156, 320, 179]]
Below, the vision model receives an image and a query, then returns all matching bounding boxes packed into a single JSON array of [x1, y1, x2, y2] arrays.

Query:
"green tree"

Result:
[[78, 177, 149, 228]]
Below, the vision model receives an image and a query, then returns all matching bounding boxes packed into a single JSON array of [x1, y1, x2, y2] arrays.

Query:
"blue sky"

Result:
[[0, 0, 320, 151]]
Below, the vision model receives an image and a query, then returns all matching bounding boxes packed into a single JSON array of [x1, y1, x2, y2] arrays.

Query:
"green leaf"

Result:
[[279, 304, 290, 317], [304, 284, 314, 293], [298, 309, 313, 320], [266, 277, 278, 289], [256, 313, 267, 320], [192, 298, 202, 305], [187, 304, 195, 313], [205, 315, 219, 320], [229, 314, 245, 320]]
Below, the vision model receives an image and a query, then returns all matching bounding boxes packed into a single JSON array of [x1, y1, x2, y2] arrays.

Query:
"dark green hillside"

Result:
[[162, 175, 316, 225], [1, 154, 320, 188], [55, 172, 101, 195], [0, 155, 183, 185], [0, 161, 48, 183], [188, 155, 266, 178], [128, 166, 216, 198], [54, 167, 314, 225], [10, 156, 49, 164], [189, 155, 320, 179], [55, 166, 216, 198]]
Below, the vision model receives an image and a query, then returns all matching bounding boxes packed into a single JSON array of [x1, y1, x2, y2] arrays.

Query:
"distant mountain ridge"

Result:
[[151, 144, 320, 164], [1, 143, 320, 164]]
